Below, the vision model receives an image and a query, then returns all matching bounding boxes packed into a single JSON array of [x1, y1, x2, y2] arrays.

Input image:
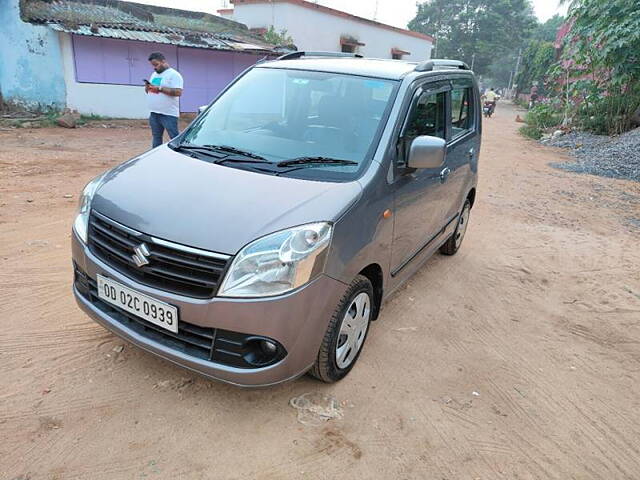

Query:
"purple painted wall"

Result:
[[177, 48, 260, 112], [72, 35, 262, 113], [177, 47, 232, 113], [73, 35, 177, 86]]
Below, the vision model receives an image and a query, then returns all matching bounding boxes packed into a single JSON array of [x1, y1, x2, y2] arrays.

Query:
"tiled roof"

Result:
[[21, 0, 283, 53]]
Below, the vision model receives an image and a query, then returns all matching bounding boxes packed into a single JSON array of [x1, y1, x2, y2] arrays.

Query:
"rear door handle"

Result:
[[439, 167, 451, 182], [467, 148, 474, 159]]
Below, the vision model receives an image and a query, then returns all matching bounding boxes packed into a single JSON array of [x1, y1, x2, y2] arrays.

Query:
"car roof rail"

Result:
[[414, 59, 470, 72], [277, 51, 364, 61]]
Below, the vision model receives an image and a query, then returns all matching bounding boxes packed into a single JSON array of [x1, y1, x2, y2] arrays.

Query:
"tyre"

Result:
[[309, 275, 373, 383], [440, 199, 471, 256]]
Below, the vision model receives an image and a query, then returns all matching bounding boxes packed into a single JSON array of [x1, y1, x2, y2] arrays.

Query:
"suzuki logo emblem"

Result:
[[132, 243, 150, 267]]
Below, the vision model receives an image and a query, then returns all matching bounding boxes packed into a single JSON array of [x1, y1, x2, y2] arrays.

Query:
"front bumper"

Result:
[[72, 231, 348, 387]]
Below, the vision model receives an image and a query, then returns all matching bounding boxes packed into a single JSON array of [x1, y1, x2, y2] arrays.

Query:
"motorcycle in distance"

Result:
[[483, 101, 495, 118]]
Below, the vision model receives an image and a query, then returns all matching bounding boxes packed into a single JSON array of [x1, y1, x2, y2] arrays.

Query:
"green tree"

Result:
[[262, 26, 294, 46], [485, 52, 519, 87], [560, 0, 640, 133], [562, 0, 640, 88], [514, 40, 557, 94], [483, 14, 564, 89], [531, 14, 565, 42], [408, 0, 537, 76]]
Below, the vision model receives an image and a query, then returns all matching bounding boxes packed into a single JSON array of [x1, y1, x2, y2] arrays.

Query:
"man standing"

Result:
[[146, 52, 184, 148]]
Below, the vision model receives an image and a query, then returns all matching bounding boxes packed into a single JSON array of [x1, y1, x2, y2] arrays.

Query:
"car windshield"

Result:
[[178, 67, 397, 181]]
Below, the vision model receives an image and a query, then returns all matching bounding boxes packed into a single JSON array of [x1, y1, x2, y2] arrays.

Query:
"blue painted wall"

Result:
[[0, 0, 66, 108]]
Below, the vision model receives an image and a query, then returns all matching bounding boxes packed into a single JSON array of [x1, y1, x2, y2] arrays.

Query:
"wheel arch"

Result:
[[358, 263, 383, 321], [467, 187, 476, 209]]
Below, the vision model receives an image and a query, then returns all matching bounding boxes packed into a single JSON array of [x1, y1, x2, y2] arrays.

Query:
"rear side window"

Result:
[[451, 83, 474, 138]]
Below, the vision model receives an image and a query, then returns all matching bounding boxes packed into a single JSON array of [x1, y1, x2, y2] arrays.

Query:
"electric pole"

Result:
[[512, 48, 522, 92], [470, 52, 475, 70]]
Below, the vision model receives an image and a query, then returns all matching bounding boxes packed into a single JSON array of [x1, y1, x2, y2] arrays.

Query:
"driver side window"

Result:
[[399, 89, 446, 166], [405, 90, 446, 141]]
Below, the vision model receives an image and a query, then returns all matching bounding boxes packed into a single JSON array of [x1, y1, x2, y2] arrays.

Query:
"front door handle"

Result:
[[439, 167, 451, 182], [467, 148, 474, 159]]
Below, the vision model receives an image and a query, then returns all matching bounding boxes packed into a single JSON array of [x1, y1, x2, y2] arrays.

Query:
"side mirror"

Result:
[[407, 135, 446, 169], [198, 105, 207, 114]]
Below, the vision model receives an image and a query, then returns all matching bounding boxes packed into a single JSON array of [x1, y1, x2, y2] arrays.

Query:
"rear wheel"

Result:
[[440, 200, 471, 256], [309, 275, 373, 383]]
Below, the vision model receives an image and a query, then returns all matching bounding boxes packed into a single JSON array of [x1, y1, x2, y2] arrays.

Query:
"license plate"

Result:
[[97, 275, 179, 333]]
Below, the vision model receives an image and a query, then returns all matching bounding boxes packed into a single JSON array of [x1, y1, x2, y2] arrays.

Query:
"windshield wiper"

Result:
[[203, 144, 268, 161], [170, 143, 226, 158], [171, 143, 269, 163], [276, 156, 358, 167], [214, 157, 273, 165]]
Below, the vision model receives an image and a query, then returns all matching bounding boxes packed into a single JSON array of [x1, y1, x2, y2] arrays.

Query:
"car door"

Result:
[[441, 77, 480, 224], [390, 81, 451, 275]]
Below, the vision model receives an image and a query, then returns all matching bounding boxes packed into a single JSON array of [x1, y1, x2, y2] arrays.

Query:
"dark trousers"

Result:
[[149, 112, 179, 148]]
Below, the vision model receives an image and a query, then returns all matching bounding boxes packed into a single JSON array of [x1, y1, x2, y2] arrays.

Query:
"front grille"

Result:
[[88, 211, 230, 298], [74, 269, 286, 368]]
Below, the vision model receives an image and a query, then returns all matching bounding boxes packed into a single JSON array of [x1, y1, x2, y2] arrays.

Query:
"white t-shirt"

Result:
[[147, 68, 184, 117], [485, 90, 498, 102]]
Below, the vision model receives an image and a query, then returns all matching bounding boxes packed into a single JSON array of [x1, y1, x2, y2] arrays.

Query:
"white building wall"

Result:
[[59, 33, 149, 118], [230, 3, 432, 61]]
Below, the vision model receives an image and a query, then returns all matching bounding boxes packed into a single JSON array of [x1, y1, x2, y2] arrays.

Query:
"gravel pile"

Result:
[[545, 127, 640, 182]]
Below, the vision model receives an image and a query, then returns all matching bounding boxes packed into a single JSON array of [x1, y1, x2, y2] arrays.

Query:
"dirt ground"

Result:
[[1, 103, 640, 480]]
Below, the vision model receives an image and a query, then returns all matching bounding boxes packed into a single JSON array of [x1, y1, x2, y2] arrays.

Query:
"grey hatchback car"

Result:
[[72, 53, 480, 386]]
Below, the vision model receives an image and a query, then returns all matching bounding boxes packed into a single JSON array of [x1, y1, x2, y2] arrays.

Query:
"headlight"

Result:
[[218, 222, 332, 298], [72, 173, 107, 243]]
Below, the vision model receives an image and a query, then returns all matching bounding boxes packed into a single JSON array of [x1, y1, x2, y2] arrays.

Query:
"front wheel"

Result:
[[440, 200, 471, 256], [309, 275, 373, 383]]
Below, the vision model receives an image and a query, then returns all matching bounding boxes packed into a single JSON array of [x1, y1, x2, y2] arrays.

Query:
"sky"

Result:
[[132, 0, 569, 27]]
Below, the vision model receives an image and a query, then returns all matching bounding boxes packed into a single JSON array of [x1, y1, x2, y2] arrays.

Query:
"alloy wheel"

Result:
[[335, 292, 371, 369]]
